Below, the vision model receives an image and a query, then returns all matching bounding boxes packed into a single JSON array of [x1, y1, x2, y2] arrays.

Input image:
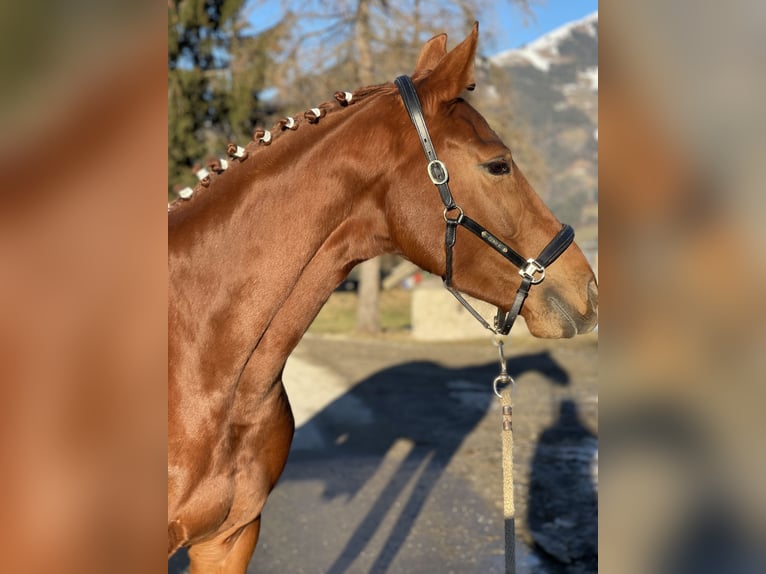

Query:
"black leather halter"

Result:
[[394, 75, 575, 335]]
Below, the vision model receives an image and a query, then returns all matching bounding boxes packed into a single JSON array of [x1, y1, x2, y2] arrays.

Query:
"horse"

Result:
[[168, 23, 598, 573]]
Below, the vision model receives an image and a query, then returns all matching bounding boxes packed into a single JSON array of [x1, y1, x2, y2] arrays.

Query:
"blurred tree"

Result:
[[353, 0, 382, 334], [168, 0, 285, 197]]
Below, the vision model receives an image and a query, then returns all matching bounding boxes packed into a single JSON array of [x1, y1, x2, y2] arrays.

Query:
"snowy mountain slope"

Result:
[[492, 11, 598, 73]]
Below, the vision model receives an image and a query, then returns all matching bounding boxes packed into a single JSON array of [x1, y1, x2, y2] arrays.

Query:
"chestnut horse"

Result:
[[168, 24, 597, 573]]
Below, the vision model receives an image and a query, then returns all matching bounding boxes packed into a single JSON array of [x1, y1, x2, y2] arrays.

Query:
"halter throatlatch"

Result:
[[394, 75, 574, 335]]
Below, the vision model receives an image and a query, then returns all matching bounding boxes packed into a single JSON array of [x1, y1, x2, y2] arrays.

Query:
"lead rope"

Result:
[[494, 338, 516, 574]]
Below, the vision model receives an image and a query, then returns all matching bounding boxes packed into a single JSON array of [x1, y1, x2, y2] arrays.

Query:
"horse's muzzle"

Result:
[[541, 277, 598, 338]]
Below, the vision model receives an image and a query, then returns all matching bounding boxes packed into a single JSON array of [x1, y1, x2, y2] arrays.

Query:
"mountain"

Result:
[[479, 11, 598, 241], [492, 11, 598, 74]]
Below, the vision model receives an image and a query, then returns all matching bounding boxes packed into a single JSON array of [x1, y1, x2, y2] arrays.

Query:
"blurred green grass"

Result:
[[308, 289, 412, 335]]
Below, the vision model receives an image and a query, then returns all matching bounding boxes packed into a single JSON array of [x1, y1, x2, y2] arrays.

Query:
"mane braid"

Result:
[[168, 84, 391, 211]]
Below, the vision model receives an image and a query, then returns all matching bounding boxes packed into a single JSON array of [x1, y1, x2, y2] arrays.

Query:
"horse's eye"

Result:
[[485, 160, 511, 176]]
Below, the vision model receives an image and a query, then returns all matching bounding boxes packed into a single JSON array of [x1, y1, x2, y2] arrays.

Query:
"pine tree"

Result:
[[167, 0, 283, 197]]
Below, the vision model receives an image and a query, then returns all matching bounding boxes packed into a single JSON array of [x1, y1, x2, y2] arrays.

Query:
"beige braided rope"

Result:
[[500, 387, 515, 574]]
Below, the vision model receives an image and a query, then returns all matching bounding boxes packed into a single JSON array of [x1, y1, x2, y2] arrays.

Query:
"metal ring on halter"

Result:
[[443, 205, 464, 223], [493, 373, 514, 398], [519, 258, 546, 284]]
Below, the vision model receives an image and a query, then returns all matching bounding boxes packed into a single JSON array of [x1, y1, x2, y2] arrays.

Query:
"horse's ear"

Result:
[[413, 33, 448, 76], [420, 22, 479, 103]]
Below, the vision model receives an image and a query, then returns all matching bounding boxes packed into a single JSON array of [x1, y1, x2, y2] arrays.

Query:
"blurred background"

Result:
[[600, 1, 766, 572]]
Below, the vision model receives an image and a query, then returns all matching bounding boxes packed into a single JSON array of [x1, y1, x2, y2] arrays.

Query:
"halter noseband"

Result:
[[394, 75, 575, 335]]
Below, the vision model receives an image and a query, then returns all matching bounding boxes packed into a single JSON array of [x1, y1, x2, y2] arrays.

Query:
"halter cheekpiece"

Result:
[[394, 75, 575, 335]]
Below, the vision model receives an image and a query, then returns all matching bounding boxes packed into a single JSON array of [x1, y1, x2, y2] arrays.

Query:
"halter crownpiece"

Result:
[[394, 74, 575, 335]]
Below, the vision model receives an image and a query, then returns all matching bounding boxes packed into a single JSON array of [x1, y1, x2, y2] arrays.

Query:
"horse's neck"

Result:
[[226, 216, 382, 403], [168, 112, 393, 391]]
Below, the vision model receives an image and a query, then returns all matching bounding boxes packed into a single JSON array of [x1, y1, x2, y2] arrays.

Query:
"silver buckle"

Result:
[[427, 160, 449, 185], [519, 258, 545, 284]]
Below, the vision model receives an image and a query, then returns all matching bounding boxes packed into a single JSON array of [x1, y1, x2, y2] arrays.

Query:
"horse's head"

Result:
[[383, 24, 597, 338]]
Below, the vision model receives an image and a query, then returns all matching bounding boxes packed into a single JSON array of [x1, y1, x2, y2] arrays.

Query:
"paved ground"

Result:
[[169, 333, 597, 574]]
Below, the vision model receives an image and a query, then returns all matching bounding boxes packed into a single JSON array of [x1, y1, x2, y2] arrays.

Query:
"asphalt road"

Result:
[[169, 333, 597, 574]]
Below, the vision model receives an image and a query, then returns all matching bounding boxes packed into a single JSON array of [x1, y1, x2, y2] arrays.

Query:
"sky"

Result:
[[247, 0, 598, 56], [491, 0, 598, 53]]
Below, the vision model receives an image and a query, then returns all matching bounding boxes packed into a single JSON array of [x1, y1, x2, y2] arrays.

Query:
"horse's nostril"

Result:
[[588, 278, 598, 309]]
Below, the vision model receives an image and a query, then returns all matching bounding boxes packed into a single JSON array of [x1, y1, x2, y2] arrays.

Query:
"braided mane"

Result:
[[168, 83, 393, 212]]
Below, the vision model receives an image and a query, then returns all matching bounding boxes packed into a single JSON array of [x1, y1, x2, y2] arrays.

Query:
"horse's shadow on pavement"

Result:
[[247, 350, 573, 574]]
